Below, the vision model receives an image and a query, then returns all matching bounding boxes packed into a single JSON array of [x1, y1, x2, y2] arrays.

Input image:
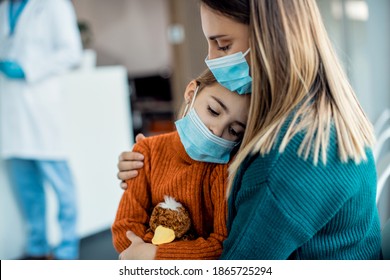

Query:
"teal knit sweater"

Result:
[[221, 124, 382, 260]]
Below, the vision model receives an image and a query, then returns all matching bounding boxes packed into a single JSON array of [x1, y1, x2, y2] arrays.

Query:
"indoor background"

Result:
[[0, 0, 389, 260]]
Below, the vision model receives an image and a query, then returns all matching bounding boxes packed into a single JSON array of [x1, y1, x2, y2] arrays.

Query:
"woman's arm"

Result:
[[221, 182, 306, 259], [117, 133, 146, 189]]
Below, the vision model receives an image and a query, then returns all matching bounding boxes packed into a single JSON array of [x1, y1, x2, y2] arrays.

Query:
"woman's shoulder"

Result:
[[270, 128, 376, 204], [237, 128, 376, 219], [241, 123, 376, 193], [275, 124, 374, 174]]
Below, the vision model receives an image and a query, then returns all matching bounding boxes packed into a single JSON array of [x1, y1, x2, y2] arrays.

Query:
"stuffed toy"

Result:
[[149, 196, 191, 245]]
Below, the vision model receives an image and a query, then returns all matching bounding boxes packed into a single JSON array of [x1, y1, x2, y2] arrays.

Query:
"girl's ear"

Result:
[[184, 80, 198, 104]]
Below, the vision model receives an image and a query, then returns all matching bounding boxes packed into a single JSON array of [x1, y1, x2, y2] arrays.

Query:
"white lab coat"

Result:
[[0, 0, 82, 159]]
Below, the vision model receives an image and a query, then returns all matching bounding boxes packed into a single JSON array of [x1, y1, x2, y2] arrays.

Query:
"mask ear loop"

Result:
[[182, 85, 199, 118], [243, 48, 251, 56], [182, 103, 190, 118]]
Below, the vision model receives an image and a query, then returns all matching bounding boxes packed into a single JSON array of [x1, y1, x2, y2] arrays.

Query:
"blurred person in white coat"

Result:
[[0, 0, 82, 259]]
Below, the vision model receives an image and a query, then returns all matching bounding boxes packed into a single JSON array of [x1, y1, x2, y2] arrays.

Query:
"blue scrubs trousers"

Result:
[[6, 158, 79, 259]]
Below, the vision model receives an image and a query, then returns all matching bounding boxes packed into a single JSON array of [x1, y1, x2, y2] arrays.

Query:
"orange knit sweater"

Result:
[[112, 131, 228, 260]]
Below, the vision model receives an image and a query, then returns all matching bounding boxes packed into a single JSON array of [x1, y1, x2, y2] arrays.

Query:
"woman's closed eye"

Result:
[[217, 45, 230, 51]]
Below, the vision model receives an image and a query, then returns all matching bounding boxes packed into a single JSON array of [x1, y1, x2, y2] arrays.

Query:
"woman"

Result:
[[117, 0, 381, 259]]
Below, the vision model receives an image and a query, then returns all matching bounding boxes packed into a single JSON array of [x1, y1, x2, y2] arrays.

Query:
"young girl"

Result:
[[112, 69, 250, 260]]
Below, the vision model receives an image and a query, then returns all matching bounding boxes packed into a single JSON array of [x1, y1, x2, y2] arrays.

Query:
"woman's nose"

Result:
[[208, 47, 219, 60]]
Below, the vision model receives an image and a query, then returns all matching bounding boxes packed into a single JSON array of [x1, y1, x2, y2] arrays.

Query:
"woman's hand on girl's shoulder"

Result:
[[117, 133, 146, 190]]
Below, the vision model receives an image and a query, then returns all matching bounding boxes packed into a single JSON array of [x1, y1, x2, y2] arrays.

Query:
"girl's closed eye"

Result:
[[208, 106, 219, 116], [229, 127, 238, 137], [229, 127, 243, 140]]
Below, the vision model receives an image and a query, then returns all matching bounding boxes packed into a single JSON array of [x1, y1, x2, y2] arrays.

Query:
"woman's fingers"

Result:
[[116, 136, 146, 184], [117, 170, 139, 181], [118, 151, 144, 161], [120, 181, 128, 190], [117, 157, 144, 181], [135, 133, 146, 143], [117, 159, 144, 173]]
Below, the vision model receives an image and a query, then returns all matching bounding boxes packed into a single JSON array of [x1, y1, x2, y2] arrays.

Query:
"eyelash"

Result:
[[208, 106, 241, 138], [208, 106, 219, 116], [229, 127, 239, 137], [217, 45, 230, 51]]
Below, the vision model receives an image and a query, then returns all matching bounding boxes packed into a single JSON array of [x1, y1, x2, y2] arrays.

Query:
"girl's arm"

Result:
[[112, 140, 151, 253]]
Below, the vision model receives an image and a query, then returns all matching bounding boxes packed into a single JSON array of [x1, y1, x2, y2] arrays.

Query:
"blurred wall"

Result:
[[168, 0, 208, 114], [317, 0, 390, 123], [317, 0, 390, 226], [73, 0, 172, 77], [365, 0, 390, 123]]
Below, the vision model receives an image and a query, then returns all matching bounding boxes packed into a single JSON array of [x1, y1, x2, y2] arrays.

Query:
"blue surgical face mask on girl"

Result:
[[175, 86, 239, 164], [205, 48, 252, 95]]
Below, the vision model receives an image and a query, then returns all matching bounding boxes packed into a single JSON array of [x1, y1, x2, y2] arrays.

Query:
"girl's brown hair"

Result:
[[177, 69, 216, 119]]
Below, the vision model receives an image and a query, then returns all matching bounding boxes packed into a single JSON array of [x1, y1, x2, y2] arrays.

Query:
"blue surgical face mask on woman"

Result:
[[205, 48, 252, 95], [175, 86, 239, 164]]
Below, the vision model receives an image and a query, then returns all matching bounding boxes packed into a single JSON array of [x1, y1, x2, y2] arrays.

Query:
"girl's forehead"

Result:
[[202, 83, 250, 102]]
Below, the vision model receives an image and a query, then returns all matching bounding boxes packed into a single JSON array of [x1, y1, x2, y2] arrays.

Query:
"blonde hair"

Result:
[[226, 0, 374, 193]]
